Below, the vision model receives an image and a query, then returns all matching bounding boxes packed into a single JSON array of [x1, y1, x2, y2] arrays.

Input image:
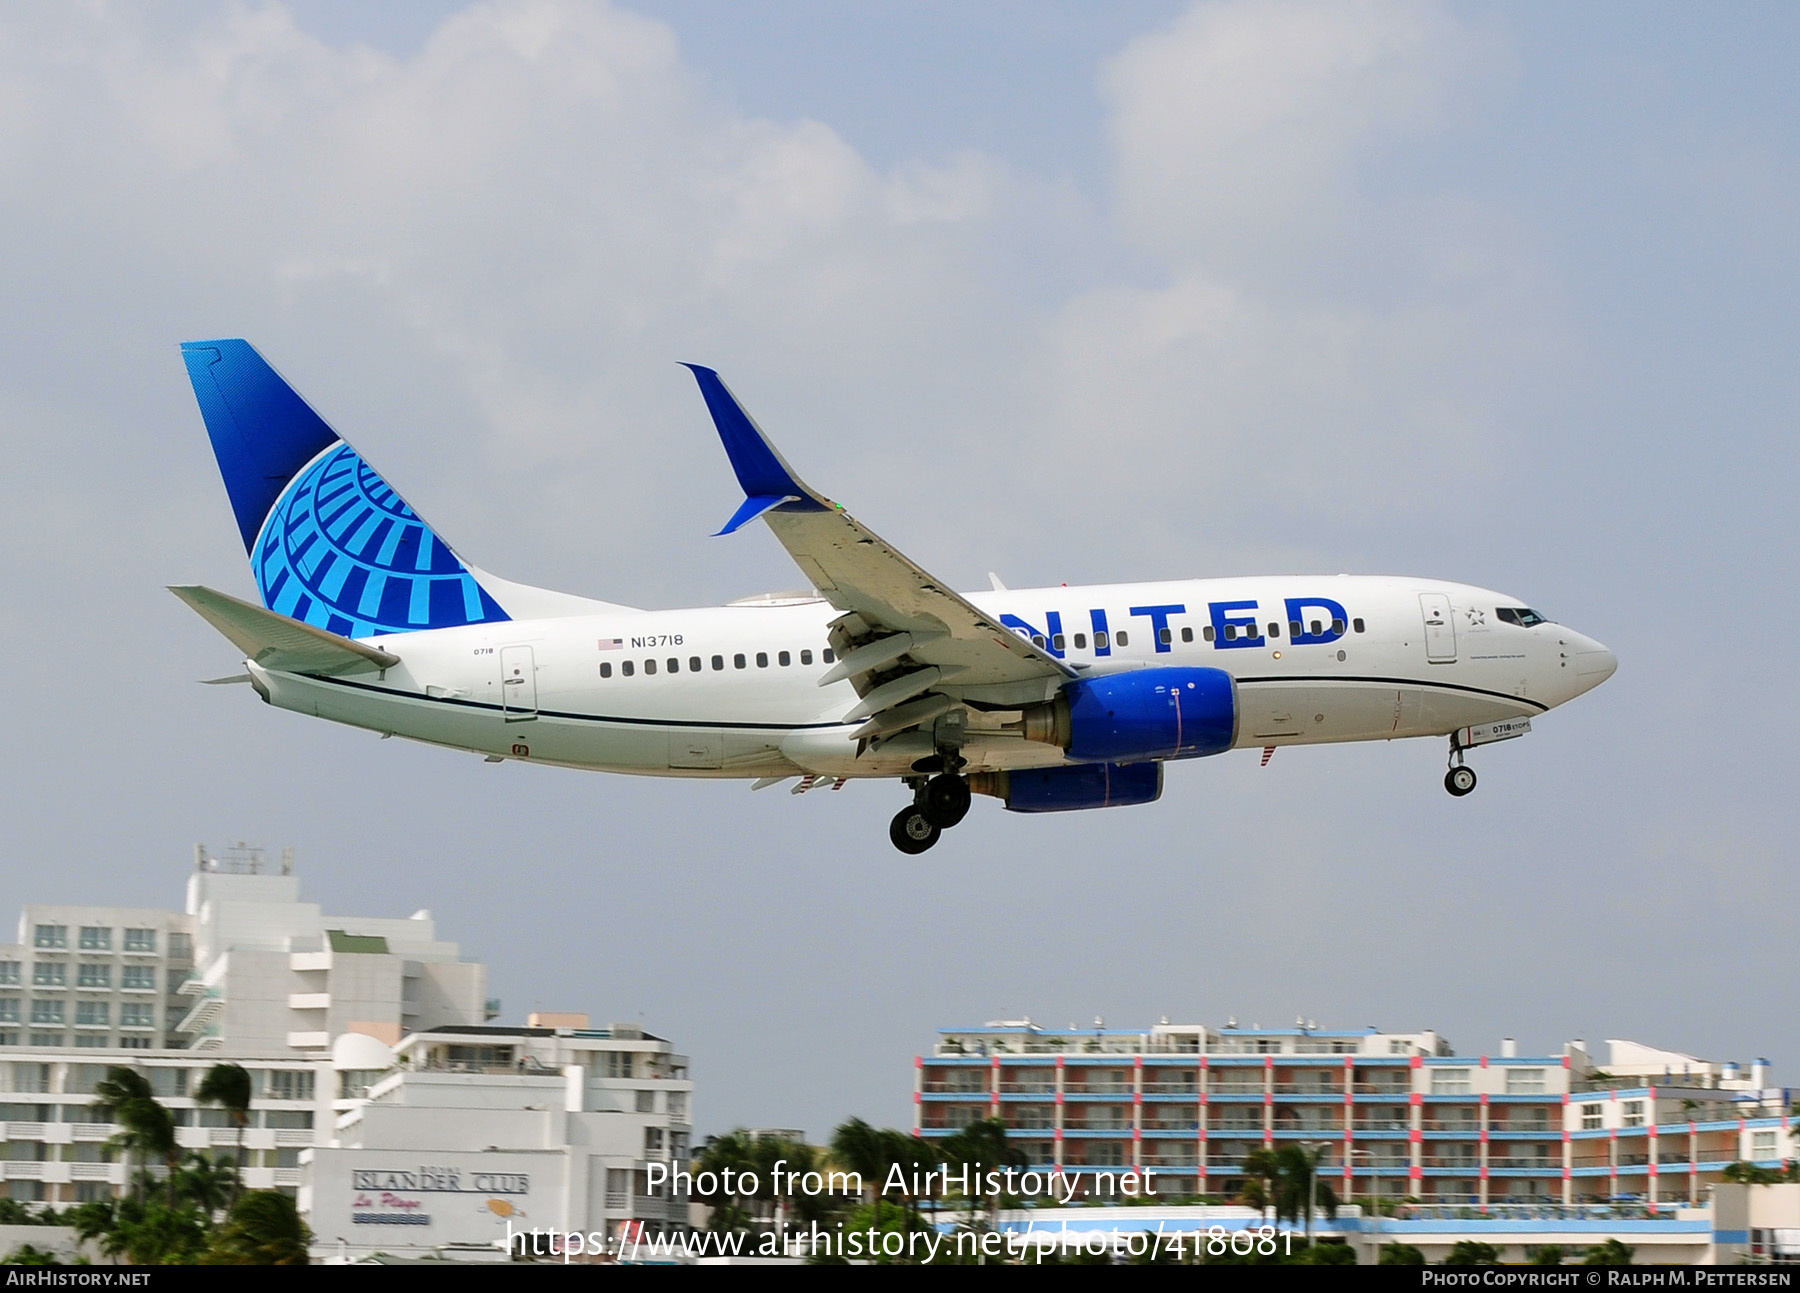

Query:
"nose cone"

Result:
[[1570, 633, 1617, 693]]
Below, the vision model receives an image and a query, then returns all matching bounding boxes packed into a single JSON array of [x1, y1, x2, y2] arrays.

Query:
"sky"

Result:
[[0, 0, 1794, 1138]]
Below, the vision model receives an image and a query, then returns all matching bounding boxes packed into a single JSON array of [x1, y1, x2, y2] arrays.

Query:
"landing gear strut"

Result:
[[1444, 740, 1477, 797], [889, 767, 973, 852]]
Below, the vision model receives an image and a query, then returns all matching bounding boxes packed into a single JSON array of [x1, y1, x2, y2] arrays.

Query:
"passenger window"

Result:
[[1180, 627, 1193, 643], [1203, 626, 1215, 643], [689, 656, 702, 672], [1051, 634, 1065, 651], [1223, 625, 1236, 642], [800, 649, 813, 665], [667, 658, 679, 673], [1073, 633, 1087, 650], [712, 655, 724, 671], [1094, 632, 1108, 650], [1290, 620, 1302, 638], [1268, 623, 1280, 638], [1353, 618, 1365, 634], [778, 650, 791, 666], [1331, 619, 1345, 635], [599, 662, 612, 679], [823, 648, 835, 663], [1158, 628, 1172, 646], [1031, 634, 1046, 648], [756, 652, 769, 668], [1116, 631, 1129, 647], [734, 654, 746, 670], [622, 660, 635, 677], [645, 659, 657, 675], [1310, 620, 1322, 636]]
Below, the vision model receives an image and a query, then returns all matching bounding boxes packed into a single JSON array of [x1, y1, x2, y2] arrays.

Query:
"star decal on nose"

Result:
[[1465, 608, 1486, 626]]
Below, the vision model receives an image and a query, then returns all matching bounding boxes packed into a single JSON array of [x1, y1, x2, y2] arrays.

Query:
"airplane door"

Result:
[[500, 646, 538, 721], [1419, 594, 1457, 664]]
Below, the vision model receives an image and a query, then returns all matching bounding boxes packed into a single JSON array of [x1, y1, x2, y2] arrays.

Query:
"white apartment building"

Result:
[[303, 1020, 695, 1259], [0, 845, 697, 1247]]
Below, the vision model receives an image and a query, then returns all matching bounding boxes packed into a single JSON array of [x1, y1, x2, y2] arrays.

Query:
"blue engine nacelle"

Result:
[[1022, 667, 1237, 763], [974, 762, 1164, 814]]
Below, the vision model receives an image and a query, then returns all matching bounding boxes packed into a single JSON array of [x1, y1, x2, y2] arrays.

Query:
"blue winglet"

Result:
[[682, 364, 828, 533]]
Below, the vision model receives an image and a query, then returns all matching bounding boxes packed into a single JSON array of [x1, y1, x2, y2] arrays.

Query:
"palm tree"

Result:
[[830, 1118, 891, 1213], [175, 1151, 236, 1216], [1240, 1147, 1279, 1222], [94, 1068, 177, 1206], [194, 1063, 253, 1207], [941, 1118, 1027, 1225], [204, 1191, 311, 1265]]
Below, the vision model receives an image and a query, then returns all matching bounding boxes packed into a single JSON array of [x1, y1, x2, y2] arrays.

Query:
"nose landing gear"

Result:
[[1444, 739, 1477, 797]]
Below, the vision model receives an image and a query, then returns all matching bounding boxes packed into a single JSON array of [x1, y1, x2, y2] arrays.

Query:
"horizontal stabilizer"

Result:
[[170, 585, 399, 676]]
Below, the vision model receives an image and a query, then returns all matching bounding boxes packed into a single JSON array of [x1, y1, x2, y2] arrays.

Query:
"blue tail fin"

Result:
[[180, 340, 510, 638]]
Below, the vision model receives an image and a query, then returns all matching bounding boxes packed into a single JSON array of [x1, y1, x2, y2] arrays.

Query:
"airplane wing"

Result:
[[170, 585, 400, 677], [685, 366, 1071, 739]]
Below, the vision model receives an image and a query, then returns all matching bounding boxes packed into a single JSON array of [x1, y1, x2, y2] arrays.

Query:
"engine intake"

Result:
[[1008, 667, 1238, 763]]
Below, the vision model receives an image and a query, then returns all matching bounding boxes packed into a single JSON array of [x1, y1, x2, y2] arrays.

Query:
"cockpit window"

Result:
[[1496, 607, 1550, 627]]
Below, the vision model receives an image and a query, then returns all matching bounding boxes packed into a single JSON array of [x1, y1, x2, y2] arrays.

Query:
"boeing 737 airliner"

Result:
[[173, 340, 1616, 852]]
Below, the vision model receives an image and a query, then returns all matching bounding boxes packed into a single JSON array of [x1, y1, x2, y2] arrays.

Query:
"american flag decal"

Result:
[[598, 638, 622, 650]]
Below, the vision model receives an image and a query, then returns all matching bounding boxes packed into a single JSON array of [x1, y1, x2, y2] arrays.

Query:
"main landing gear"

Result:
[[889, 770, 973, 854], [1444, 739, 1477, 797]]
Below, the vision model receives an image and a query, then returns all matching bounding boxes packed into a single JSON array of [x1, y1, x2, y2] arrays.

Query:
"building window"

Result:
[[118, 965, 151, 991], [1430, 1068, 1471, 1095], [1622, 1100, 1645, 1128], [606, 1169, 631, 1209], [601, 1052, 632, 1080], [0, 1001, 16, 1024], [168, 933, 191, 960], [0, 964, 17, 986], [28, 1034, 63, 1049], [119, 1004, 154, 1029], [77, 928, 111, 951], [75, 1003, 109, 1027], [668, 1092, 688, 1119], [29, 1003, 63, 1027], [266, 1070, 315, 1102], [118, 1036, 151, 1050], [1504, 1068, 1545, 1094], [1581, 1103, 1602, 1130], [31, 963, 65, 988], [635, 1089, 656, 1113], [122, 930, 156, 954], [1751, 1131, 1777, 1159], [74, 1035, 109, 1048], [77, 964, 111, 989], [33, 926, 66, 950]]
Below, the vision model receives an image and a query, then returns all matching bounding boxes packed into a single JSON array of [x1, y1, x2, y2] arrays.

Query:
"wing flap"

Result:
[[170, 585, 399, 676]]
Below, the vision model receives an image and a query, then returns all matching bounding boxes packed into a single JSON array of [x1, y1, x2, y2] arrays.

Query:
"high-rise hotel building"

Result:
[[916, 1021, 1794, 1207]]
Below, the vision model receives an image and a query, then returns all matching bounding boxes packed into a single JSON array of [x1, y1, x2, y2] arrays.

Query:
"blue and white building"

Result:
[[916, 1020, 1795, 1209]]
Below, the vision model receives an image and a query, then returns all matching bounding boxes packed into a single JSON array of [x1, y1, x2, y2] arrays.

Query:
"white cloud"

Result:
[[1101, 0, 1490, 268]]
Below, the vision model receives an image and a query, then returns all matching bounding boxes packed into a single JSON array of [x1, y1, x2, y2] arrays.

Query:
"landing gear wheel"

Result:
[[922, 773, 972, 828], [1444, 766, 1477, 797], [889, 807, 942, 854]]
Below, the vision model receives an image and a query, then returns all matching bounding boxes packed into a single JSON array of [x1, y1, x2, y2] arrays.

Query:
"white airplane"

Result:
[[173, 340, 1616, 852]]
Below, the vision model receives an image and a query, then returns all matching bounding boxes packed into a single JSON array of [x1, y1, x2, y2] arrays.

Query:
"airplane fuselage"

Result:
[[247, 574, 1615, 781]]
